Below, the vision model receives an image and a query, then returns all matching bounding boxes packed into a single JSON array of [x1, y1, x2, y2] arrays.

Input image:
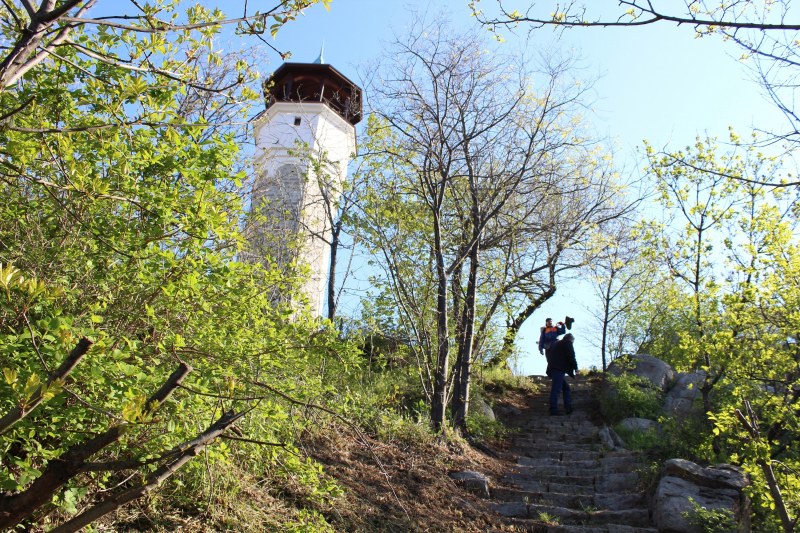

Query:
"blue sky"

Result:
[[229, 0, 789, 374]]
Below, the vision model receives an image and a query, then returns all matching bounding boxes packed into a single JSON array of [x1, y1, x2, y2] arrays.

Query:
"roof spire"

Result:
[[314, 43, 325, 64]]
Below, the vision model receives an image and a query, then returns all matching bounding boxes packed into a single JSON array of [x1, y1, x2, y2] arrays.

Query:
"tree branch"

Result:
[[0, 337, 92, 436], [50, 409, 247, 533], [0, 362, 191, 529]]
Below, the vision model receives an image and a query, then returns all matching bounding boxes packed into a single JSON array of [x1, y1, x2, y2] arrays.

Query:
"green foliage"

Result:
[[607, 132, 800, 529], [283, 509, 337, 533], [476, 363, 536, 394], [0, 1, 357, 529], [338, 364, 437, 446], [612, 425, 661, 452], [465, 412, 509, 443], [598, 374, 663, 424], [536, 511, 560, 525], [684, 498, 737, 533], [373, 409, 439, 447]]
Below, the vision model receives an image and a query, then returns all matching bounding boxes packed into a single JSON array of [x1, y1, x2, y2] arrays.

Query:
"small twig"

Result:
[[23, 313, 48, 371], [0, 95, 34, 122]]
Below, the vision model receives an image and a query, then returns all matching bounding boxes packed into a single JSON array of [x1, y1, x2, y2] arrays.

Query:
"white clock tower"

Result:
[[250, 60, 362, 316]]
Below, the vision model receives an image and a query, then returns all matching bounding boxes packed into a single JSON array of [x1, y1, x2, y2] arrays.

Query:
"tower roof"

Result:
[[264, 62, 362, 125]]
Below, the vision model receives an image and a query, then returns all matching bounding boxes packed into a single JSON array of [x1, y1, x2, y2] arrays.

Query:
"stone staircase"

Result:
[[489, 375, 658, 532]]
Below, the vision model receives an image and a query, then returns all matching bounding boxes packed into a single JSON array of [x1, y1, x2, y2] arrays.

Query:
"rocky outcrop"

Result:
[[474, 397, 496, 421], [604, 355, 751, 532], [663, 371, 706, 418], [599, 424, 627, 450], [607, 354, 676, 391], [652, 459, 750, 532]]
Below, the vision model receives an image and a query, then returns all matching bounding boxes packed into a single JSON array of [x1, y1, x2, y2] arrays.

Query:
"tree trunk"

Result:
[[50, 410, 245, 533], [453, 239, 480, 428], [430, 215, 450, 432], [601, 278, 612, 372], [0, 337, 92, 436], [326, 220, 341, 321]]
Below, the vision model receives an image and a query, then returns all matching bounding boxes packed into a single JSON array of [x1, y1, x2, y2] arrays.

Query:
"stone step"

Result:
[[492, 487, 593, 507], [486, 376, 656, 531], [510, 463, 611, 478], [596, 472, 643, 492], [510, 441, 600, 453], [547, 481, 598, 494], [507, 468, 642, 491], [594, 493, 649, 509], [516, 450, 602, 462], [516, 425, 599, 434], [493, 521, 657, 533], [502, 474, 596, 495], [513, 436, 599, 447], [492, 486, 648, 511], [545, 525, 659, 533], [507, 465, 598, 482], [511, 468, 597, 485], [492, 501, 651, 527], [515, 423, 599, 435], [537, 506, 651, 528], [517, 456, 639, 474]]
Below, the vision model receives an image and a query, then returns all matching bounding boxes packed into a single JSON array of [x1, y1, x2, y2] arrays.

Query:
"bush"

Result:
[[613, 425, 661, 452], [599, 374, 663, 424], [684, 498, 737, 533], [465, 413, 509, 443], [476, 364, 536, 394]]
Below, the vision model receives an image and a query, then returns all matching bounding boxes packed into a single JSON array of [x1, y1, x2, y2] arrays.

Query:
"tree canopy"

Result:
[[0, 1, 358, 530]]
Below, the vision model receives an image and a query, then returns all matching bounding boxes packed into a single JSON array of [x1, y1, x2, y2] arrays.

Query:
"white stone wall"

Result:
[[250, 102, 356, 316]]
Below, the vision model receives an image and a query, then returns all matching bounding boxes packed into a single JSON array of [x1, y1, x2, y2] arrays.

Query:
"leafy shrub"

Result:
[[465, 413, 509, 443], [613, 425, 661, 451], [684, 498, 737, 533], [599, 374, 663, 424], [476, 364, 536, 394]]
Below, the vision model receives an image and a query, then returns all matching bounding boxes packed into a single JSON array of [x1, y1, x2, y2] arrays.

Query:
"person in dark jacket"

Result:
[[538, 317, 566, 359], [546, 333, 578, 416]]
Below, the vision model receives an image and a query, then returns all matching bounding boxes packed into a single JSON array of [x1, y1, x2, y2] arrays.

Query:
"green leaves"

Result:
[[2, 368, 16, 386], [636, 130, 800, 526], [0, 1, 361, 529], [0, 264, 21, 298]]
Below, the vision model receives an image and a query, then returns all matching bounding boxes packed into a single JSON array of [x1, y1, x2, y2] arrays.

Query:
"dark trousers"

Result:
[[548, 370, 572, 414]]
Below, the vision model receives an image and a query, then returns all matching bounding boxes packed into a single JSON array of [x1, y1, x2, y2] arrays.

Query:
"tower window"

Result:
[[294, 117, 301, 126]]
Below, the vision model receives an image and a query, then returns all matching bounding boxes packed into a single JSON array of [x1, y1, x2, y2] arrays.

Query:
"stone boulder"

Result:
[[664, 370, 706, 418], [449, 470, 491, 498], [607, 354, 676, 391], [619, 417, 660, 434], [474, 397, 496, 421], [598, 425, 626, 450], [494, 402, 522, 418], [652, 459, 750, 532]]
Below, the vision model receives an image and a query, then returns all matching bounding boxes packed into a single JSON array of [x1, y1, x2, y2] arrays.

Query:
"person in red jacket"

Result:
[[538, 317, 566, 359]]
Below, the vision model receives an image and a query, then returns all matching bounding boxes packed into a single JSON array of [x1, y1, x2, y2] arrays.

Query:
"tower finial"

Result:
[[314, 43, 325, 64]]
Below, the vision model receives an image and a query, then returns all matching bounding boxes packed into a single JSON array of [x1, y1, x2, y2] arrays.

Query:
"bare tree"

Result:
[[471, 0, 800, 153], [587, 220, 658, 370], [359, 16, 628, 430], [471, 1, 800, 32]]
